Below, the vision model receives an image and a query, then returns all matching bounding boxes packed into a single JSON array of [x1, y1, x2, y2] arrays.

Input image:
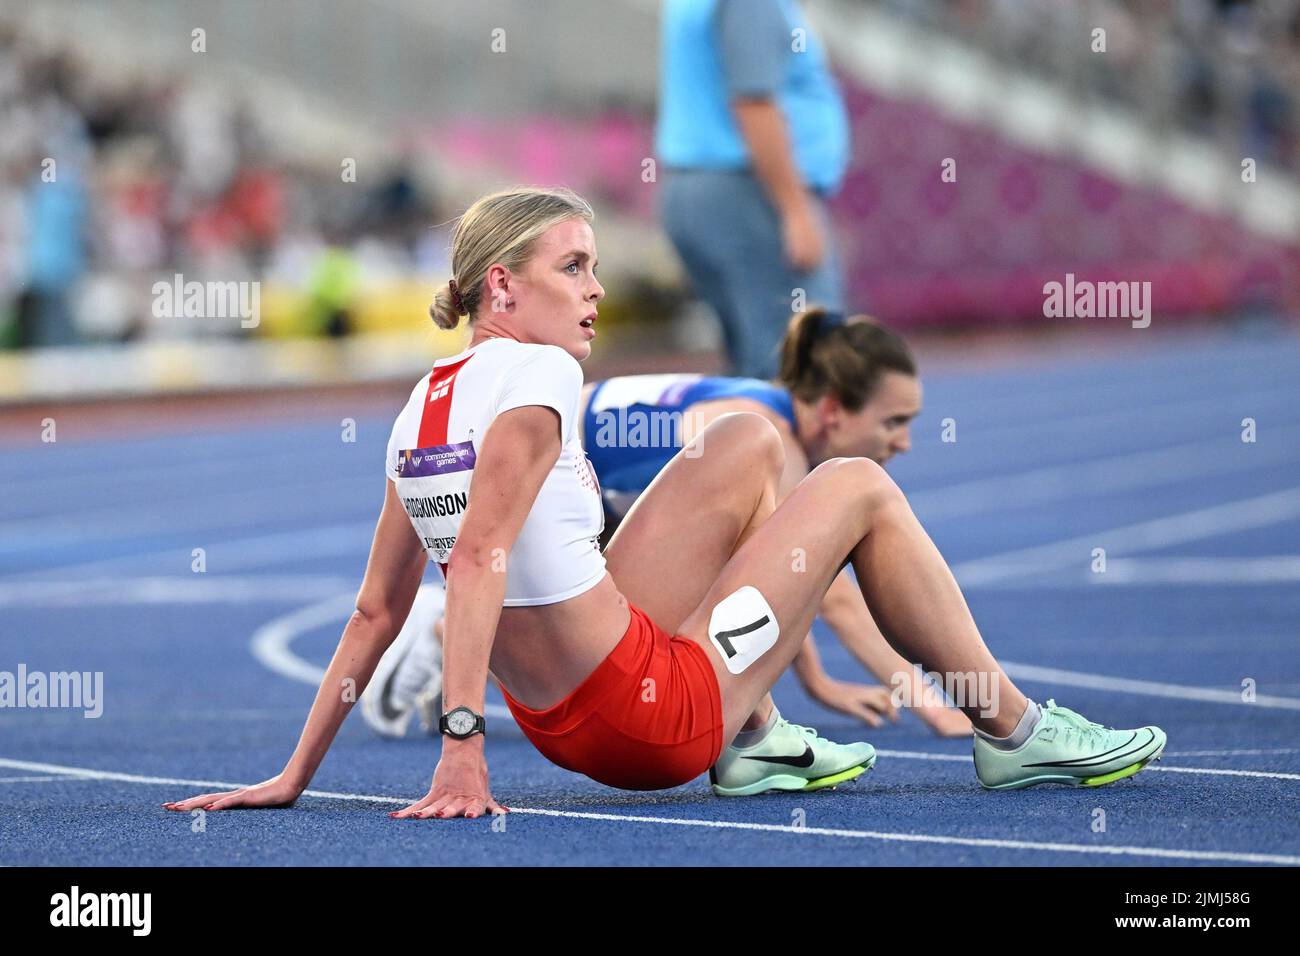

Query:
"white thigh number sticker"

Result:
[[708, 586, 780, 675]]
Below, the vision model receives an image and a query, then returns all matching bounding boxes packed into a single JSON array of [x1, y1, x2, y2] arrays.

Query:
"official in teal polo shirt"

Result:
[[656, 0, 851, 378]]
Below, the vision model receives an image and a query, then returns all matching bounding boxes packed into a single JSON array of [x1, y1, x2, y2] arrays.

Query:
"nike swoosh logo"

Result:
[[1024, 730, 1151, 769], [746, 744, 815, 768]]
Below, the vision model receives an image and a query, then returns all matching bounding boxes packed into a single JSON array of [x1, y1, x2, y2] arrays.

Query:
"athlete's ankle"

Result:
[[973, 699, 1041, 752], [732, 704, 780, 748]]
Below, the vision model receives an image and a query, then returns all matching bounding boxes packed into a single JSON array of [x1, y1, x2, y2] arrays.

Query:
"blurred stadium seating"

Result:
[[0, 0, 1296, 400]]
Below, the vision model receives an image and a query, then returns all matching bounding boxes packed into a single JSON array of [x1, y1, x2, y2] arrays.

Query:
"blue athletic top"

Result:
[[583, 373, 796, 499]]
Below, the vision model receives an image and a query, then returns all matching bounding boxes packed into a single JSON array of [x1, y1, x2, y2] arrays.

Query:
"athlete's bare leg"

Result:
[[602, 413, 784, 731], [605, 413, 1026, 742], [679, 452, 1028, 744]]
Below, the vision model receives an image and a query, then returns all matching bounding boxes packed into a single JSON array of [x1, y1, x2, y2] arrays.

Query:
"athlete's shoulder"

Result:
[[719, 374, 781, 392], [693, 377, 795, 428], [500, 341, 583, 384], [696, 375, 789, 405]]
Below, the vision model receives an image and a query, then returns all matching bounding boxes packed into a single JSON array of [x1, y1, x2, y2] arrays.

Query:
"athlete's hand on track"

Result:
[[390, 745, 506, 820], [162, 773, 302, 812], [781, 203, 826, 273], [807, 677, 899, 728]]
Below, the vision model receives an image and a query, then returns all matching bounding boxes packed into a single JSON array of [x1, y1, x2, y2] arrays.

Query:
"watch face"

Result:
[[447, 710, 476, 736]]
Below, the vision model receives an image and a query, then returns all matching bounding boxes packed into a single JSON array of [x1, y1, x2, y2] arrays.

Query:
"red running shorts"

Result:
[[501, 599, 725, 791]]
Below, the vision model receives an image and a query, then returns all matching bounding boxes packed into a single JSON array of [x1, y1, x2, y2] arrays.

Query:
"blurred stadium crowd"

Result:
[[905, 0, 1300, 170], [0, 23, 448, 348], [0, 0, 1297, 353]]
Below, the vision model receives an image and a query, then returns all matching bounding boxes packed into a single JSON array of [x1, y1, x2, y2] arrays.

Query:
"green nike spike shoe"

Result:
[[974, 699, 1167, 791], [710, 718, 876, 797]]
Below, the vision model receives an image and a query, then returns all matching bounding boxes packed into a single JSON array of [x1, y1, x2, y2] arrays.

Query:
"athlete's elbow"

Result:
[[446, 539, 506, 575], [346, 605, 394, 644]]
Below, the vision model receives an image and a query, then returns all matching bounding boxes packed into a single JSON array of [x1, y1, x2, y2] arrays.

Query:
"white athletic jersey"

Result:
[[385, 337, 607, 607]]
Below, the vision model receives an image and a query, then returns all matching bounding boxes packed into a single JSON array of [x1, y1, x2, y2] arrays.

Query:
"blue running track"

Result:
[[2, 327, 1298, 866]]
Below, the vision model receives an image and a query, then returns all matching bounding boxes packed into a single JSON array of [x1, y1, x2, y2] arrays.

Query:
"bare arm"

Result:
[[391, 403, 564, 819], [440, 405, 560, 719], [818, 570, 970, 735], [732, 98, 808, 223], [281, 480, 429, 788], [816, 569, 906, 681], [732, 99, 824, 271], [165, 480, 429, 811]]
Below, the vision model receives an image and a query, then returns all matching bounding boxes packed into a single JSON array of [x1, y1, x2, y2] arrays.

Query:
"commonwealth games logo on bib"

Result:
[[397, 441, 477, 478]]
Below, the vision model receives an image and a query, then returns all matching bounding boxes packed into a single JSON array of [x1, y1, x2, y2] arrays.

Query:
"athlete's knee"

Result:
[[811, 456, 906, 514], [697, 412, 784, 477], [749, 414, 786, 477]]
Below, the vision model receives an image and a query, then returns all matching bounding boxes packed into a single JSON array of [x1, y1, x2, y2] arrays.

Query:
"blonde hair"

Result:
[[430, 186, 595, 330]]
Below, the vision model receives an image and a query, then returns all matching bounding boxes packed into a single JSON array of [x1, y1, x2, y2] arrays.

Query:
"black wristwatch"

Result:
[[439, 706, 486, 740]]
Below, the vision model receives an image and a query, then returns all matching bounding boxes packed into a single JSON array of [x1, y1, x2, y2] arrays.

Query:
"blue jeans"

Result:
[[660, 168, 844, 379]]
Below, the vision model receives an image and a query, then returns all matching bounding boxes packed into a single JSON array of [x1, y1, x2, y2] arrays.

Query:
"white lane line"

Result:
[[971, 556, 1300, 587], [0, 776, 64, 783], [874, 749, 1300, 781], [881, 344, 1293, 433], [0, 472, 377, 555], [0, 576, 358, 607], [0, 446, 371, 498], [1153, 766, 1300, 781], [998, 661, 1300, 711], [249, 593, 360, 686], [248, 592, 513, 721], [1, 757, 1295, 865], [1092, 556, 1300, 584], [0, 520, 377, 581], [509, 808, 1300, 864], [0, 409, 398, 486], [1167, 748, 1300, 757], [908, 425, 1300, 522], [954, 486, 1300, 586]]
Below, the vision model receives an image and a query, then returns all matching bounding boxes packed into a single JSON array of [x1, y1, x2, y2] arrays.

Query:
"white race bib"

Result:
[[393, 440, 476, 564]]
